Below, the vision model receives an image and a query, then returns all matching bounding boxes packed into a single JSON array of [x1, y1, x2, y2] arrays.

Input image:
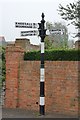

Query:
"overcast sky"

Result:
[[0, 0, 77, 45]]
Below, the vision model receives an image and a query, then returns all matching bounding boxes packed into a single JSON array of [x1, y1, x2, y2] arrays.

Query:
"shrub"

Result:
[[24, 49, 80, 61]]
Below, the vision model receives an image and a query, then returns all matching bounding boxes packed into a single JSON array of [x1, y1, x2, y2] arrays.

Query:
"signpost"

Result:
[[49, 29, 64, 35], [15, 22, 38, 28], [21, 30, 38, 36], [15, 13, 46, 115], [38, 13, 46, 115]]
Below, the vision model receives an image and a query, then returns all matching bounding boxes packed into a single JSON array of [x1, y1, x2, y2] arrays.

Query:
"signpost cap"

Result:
[[41, 13, 45, 18]]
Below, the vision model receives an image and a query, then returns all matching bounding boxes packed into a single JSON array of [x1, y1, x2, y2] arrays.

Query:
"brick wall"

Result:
[[15, 38, 40, 52], [45, 61, 79, 115], [5, 46, 79, 115], [5, 46, 24, 108]]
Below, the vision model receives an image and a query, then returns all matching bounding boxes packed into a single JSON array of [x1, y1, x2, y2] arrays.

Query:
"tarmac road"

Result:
[[2, 107, 79, 118], [0, 106, 2, 120]]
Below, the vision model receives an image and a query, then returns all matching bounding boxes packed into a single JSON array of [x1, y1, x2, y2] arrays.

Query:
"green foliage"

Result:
[[0, 46, 6, 85], [24, 50, 40, 60], [44, 36, 53, 49], [24, 49, 80, 61], [46, 22, 68, 49], [58, 0, 80, 28]]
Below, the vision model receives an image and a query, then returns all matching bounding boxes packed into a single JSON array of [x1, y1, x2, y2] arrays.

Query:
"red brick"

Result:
[[5, 46, 79, 115]]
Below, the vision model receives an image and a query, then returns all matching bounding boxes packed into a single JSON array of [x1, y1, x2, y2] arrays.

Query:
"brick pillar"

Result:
[[5, 45, 24, 108]]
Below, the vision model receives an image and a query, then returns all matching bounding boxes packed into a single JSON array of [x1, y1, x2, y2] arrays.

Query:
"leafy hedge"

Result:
[[1, 47, 6, 82], [0, 47, 6, 89], [24, 49, 80, 61]]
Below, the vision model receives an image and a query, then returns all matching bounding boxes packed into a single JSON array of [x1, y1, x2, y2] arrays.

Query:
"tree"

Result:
[[58, 0, 80, 29], [2, 47, 6, 82], [46, 21, 53, 30], [44, 36, 53, 49], [0, 46, 6, 87], [45, 22, 68, 49]]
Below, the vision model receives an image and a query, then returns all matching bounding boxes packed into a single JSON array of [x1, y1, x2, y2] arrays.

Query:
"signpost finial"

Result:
[[41, 13, 45, 19]]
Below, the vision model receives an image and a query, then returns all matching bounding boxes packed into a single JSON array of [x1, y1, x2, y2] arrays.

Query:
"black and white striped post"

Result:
[[38, 13, 46, 115]]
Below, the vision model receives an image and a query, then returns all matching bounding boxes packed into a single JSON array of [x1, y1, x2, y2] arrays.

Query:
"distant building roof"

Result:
[[0, 36, 5, 41], [7, 41, 15, 44], [0, 36, 6, 46], [75, 40, 80, 43], [75, 32, 80, 37], [75, 40, 80, 49]]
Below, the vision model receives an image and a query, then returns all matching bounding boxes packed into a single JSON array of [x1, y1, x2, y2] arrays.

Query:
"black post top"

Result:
[[41, 13, 45, 19], [38, 13, 46, 41], [41, 13, 45, 23]]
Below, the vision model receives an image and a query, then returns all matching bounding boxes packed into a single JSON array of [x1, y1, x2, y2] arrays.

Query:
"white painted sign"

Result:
[[15, 22, 38, 28], [49, 29, 64, 35], [21, 30, 38, 36]]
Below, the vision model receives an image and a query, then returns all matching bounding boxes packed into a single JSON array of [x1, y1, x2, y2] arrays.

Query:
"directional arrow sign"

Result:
[[21, 30, 38, 36], [15, 22, 38, 28], [49, 29, 63, 35]]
